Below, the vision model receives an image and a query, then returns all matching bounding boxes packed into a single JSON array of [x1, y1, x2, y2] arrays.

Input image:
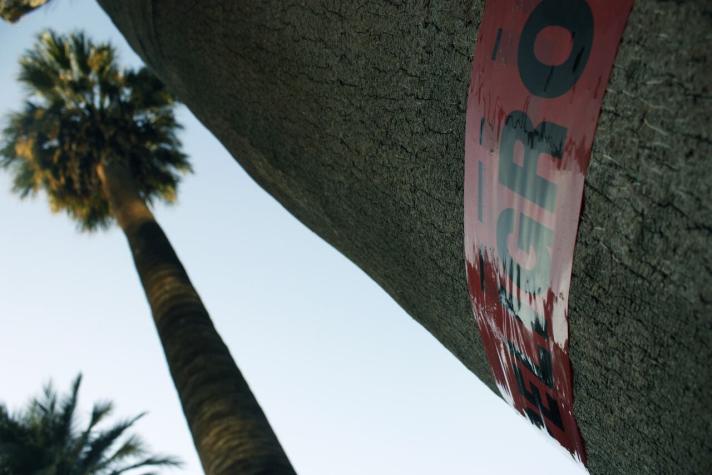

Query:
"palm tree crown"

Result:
[[0, 30, 190, 230], [0, 374, 180, 474]]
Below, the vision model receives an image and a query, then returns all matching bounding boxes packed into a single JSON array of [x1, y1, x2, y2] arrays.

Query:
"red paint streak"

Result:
[[464, 0, 634, 464]]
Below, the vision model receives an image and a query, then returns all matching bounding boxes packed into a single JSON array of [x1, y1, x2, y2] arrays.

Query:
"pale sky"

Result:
[[0, 1, 587, 474]]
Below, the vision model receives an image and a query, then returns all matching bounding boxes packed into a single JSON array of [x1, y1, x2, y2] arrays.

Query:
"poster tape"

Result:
[[464, 0, 634, 462]]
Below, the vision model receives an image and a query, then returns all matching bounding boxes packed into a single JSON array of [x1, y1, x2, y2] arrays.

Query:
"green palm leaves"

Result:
[[0, 30, 191, 230], [0, 0, 50, 23], [0, 375, 180, 474]]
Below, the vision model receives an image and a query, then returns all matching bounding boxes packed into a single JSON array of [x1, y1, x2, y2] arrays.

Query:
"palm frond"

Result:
[[0, 0, 51, 23], [108, 455, 182, 475], [0, 376, 180, 474], [55, 375, 81, 451], [76, 413, 145, 472], [98, 434, 146, 468]]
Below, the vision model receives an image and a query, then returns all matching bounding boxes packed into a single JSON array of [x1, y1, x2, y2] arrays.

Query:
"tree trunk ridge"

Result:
[[97, 1, 712, 473], [99, 158, 296, 475]]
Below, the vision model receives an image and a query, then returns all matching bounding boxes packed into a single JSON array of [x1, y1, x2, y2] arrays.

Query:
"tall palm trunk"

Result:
[[97, 159, 296, 475]]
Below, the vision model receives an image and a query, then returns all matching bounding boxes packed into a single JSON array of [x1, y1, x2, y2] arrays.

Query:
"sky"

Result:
[[0, 1, 588, 474]]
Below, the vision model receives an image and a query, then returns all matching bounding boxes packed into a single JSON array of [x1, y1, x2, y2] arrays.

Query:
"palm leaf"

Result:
[[76, 413, 145, 472], [0, 376, 180, 474]]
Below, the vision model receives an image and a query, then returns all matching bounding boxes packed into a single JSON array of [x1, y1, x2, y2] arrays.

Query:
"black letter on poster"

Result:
[[518, 0, 594, 98], [499, 111, 566, 212]]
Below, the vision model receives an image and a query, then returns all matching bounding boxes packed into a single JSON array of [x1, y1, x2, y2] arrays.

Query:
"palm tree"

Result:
[[1, 31, 295, 475], [0, 0, 51, 23], [0, 374, 179, 474]]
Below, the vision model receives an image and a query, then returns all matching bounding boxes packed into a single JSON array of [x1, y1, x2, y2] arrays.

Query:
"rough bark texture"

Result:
[[99, 159, 296, 475], [96, 1, 711, 473]]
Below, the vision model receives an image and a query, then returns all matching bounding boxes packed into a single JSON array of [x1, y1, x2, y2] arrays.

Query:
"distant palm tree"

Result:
[[0, 374, 179, 474], [0, 0, 51, 23], [1, 31, 295, 475]]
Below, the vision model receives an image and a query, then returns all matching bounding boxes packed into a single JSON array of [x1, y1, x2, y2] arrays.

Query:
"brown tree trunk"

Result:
[[97, 159, 296, 475], [96, 1, 712, 473]]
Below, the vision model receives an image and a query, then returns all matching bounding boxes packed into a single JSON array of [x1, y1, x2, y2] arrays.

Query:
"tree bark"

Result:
[[97, 159, 296, 475], [96, 1, 712, 473]]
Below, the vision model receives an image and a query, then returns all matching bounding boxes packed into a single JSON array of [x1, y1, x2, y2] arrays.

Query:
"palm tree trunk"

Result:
[[97, 159, 296, 475]]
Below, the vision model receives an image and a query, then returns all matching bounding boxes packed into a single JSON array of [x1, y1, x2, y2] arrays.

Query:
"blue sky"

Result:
[[0, 2, 587, 474]]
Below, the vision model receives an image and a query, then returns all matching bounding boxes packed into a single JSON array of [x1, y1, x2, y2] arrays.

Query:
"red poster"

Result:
[[464, 0, 634, 463]]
